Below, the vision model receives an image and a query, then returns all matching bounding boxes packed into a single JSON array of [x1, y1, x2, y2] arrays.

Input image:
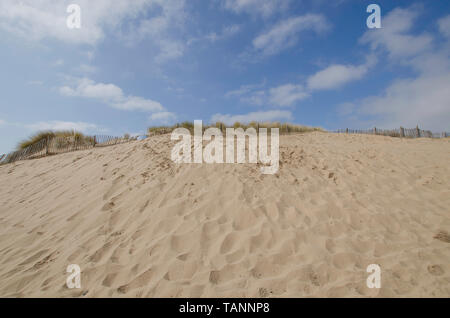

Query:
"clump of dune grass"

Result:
[[17, 130, 93, 150], [148, 122, 324, 136], [148, 126, 173, 136], [227, 122, 325, 133]]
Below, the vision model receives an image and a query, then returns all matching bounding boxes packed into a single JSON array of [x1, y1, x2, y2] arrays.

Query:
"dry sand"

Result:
[[0, 132, 449, 297]]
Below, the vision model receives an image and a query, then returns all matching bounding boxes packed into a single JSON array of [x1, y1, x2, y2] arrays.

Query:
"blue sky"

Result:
[[0, 0, 449, 154]]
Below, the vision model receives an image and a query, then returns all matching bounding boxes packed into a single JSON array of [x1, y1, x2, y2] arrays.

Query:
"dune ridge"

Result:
[[0, 132, 449, 297]]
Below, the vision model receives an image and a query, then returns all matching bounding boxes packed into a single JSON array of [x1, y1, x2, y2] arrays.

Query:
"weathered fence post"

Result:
[[45, 136, 50, 156], [400, 127, 405, 138], [93, 136, 97, 147], [346, 128, 348, 134], [257, 123, 260, 132], [416, 125, 420, 138], [374, 127, 377, 135]]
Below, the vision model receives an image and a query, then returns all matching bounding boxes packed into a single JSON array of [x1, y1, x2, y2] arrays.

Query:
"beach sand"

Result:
[[0, 132, 449, 297]]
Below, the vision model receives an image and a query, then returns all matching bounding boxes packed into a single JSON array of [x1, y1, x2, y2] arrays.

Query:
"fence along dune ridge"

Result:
[[0, 134, 135, 165], [335, 126, 449, 139], [1, 125, 448, 165]]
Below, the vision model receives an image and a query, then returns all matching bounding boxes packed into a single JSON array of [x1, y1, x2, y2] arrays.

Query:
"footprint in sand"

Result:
[[427, 265, 444, 276], [117, 268, 153, 294], [433, 231, 450, 243]]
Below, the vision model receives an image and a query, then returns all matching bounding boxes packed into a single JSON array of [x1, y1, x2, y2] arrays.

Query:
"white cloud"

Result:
[[149, 111, 177, 124], [0, 0, 145, 45], [154, 39, 185, 63], [339, 8, 450, 132], [206, 24, 241, 43], [360, 6, 432, 59], [26, 120, 101, 133], [241, 91, 267, 106], [0, 0, 186, 62], [211, 110, 293, 125], [122, 0, 187, 63], [60, 78, 123, 100], [188, 24, 241, 46], [0, 118, 104, 134], [225, 81, 266, 98], [223, 0, 290, 17], [253, 14, 330, 56], [113, 96, 164, 112], [355, 73, 450, 131], [269, 84, 309, 106], [225, 81, 271, 106], [226, 81, 308, 107], [307, 56, 376, 91], [223, 24, 241, 37], [438, 15, 450, 38], [60, 78, 165, 113], [228, 56, 373, 107]]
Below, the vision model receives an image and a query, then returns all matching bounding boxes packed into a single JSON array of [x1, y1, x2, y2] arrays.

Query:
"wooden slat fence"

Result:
[[0, 135, 134, 165], [336, 126, 448, 139], [1, 138, 47, 164], [93, 135, 130, 147]]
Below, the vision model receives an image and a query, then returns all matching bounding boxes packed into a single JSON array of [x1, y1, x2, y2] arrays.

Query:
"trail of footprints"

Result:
[[0, 134, 448, 297]]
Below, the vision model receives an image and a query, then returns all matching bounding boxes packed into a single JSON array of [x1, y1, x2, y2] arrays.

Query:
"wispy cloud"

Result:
[[438, 15, 450, 38], [60, 78, 165, 112], [227, 55, 374, 107], [194, 24, 241, 44], [0, 0, 144, 45], [253, 14, 330, 56], [360, 5, 432, 59], [0, 0, 187, 63], [307, 56, 377, 91], [113, 96, 164, 113], [268, 84, 309, 106], [225, 80, 266, 98], [223, 0, 290, 18], [0, 117, 105, 134], [26, 120, 103, 133], [355, 73, 450, 130], [60, 78, 123, 100], [225, 80, 308, 107], [149, 111, 177, 124], [339, 7, 450, 131], [121, 0, 187, 63]]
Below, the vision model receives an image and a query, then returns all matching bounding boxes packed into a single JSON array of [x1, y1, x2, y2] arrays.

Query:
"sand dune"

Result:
[[0, 132, 449, 297]]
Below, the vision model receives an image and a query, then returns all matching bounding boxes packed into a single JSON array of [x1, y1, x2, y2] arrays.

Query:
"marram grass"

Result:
[[17, 130, 93, 150], [148, 122, 324, 136]]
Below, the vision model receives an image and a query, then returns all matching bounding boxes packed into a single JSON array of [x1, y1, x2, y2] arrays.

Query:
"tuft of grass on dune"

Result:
[[148, 122, 325, 136], [17, 130, 93, 150]]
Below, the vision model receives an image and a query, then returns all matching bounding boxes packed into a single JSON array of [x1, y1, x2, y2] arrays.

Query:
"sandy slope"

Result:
[[0, 132, 449, 297]]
